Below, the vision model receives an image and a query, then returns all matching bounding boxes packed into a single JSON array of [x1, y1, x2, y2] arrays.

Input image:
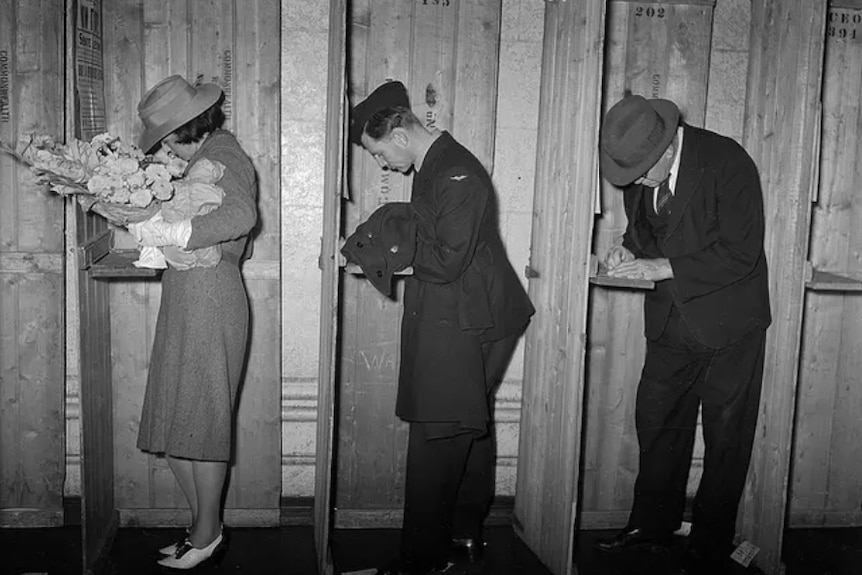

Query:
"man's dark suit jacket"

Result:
[[621, 124, 771, 349]]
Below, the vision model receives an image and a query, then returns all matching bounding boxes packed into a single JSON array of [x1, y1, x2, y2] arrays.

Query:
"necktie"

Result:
[[655, 176, 672, 216]]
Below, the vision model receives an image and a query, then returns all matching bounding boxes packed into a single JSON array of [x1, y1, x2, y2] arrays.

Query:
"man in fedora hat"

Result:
[[349, 81, 534, 575], [595, 95, 771, 574]]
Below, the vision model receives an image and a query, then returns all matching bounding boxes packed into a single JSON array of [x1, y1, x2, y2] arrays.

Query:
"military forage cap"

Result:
[[349, 80, 411, 145], [341, 202, 417, 298]]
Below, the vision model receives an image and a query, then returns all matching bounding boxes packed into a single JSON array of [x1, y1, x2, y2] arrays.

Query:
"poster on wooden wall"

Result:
[[74, 0, 105, 140]]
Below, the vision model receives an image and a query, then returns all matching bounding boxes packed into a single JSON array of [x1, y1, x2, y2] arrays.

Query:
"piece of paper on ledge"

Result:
[[133, 246, 167, 269]]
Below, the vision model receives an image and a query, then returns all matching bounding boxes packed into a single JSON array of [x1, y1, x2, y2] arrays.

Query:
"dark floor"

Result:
[[0, 525, 859, 575]]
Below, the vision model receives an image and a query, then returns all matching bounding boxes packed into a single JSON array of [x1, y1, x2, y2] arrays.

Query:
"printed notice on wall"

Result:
[[75, 0, 105, 141]]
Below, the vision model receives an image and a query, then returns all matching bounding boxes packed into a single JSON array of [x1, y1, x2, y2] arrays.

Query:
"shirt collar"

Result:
[[668, 125, 684, 191]]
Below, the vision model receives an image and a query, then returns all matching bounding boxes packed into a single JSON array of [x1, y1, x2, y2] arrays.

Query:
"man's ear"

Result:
[[390, 128, 409, 148]]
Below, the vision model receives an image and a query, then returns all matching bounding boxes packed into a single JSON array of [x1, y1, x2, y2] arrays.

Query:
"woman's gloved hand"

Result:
[[128, 212, 193, 248]]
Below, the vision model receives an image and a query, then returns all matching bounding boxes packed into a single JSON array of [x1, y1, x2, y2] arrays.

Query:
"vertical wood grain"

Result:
[[513, 1, 605, 572], [792, 5, 862, 526], [0, 0, 65, 528], [740, 0, 827, 571]]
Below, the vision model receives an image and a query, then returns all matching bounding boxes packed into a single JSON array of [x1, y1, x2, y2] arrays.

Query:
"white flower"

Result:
[[129, 188, 152, 207]]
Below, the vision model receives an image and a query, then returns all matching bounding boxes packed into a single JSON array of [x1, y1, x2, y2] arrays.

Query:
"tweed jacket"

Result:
[[621, 124, 771, 349]]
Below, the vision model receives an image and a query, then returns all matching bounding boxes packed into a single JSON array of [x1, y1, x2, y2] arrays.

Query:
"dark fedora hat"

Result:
[[599, 95, 680, 186], [349, 80, 411, 145], [137, 75, 223, 153]]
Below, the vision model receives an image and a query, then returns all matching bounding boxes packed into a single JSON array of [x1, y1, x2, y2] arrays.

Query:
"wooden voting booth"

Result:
[[60, 0, 285, 573], [584, 0, 715, 528], [2, 1, 860, 574], [334, 0, 504, 528]]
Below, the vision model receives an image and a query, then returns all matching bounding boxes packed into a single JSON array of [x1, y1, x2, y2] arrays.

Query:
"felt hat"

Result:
[[341, 202, 417, 298], [349, 81, 411, 145], [599, 95, 680, 186], [137, 75, 223, 153]]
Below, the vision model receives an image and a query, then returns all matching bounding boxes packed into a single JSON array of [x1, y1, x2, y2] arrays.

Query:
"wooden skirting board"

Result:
[[0, 509, 64, 528]]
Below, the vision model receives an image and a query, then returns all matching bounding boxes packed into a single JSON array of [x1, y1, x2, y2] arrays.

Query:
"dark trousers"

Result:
[[628, 306, 766, 558], [400, 330, 521, 567]]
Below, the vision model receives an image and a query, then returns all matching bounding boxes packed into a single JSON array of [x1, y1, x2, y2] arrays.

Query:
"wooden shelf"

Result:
[[88, 249, 162, 279], [589, 272, 654, 290], [588, 255, 655, 290], [343, 263, 413, 276], [804, 269, 862, 292]]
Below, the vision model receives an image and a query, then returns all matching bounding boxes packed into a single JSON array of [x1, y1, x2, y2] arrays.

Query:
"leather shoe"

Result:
[[375, 558, 455, 575], [450, 537, 484, 564], [594, 526, 671, 554]]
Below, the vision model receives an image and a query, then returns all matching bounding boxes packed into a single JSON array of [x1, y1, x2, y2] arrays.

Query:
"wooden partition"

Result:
[[582, 0, 715, 527], [513, 1, 606, 573], [99, 0, 282, 526], [336, 0, 503, 526], [792, 0, 862, 528], [740, 0, 827, 572], [0, 0, 66, 529]]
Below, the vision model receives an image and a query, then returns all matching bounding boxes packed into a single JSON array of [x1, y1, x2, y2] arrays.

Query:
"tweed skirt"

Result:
[[137, 260, 249, 461]]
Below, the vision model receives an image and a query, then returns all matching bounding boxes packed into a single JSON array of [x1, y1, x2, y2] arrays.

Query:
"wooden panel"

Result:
[[103, 0, 282, 521], [315, 1, 346, 570], [513, 1, 605, 573], [337, 0, 503, 520], [225, 0, 281, 513], [339, 0, 413, 515], [582, 0, 714, 521], [0, 0, 66, 528], [739, 1, 827, 572], [792, 5, 862, 526]]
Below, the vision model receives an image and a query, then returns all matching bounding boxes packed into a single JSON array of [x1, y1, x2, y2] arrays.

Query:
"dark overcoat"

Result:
[[621, 124, 771, 349], [396, 132, 534, 423]]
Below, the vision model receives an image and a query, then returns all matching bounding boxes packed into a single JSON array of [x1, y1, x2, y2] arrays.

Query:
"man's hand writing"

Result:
[[606, 258, 673, 281], [604, 245, 636, 269]]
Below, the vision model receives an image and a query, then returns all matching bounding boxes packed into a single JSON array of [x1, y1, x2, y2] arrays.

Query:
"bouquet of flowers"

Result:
[[0, 132, 187, 226]]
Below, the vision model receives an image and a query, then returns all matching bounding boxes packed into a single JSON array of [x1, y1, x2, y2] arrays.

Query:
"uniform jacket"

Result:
[[621, 124, 771, 349], [396, 132, 534, 422]]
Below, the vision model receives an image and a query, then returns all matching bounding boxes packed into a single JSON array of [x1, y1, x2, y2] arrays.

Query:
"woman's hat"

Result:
[[137, 75, 223, 153], [599, 95, 680, 186]]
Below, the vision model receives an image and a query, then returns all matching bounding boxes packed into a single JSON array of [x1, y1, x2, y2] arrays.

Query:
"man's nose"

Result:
[[374, 155, 387, 168]]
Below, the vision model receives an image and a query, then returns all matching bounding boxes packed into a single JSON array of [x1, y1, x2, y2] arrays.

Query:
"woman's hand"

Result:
[[128, 212, 193, 248]]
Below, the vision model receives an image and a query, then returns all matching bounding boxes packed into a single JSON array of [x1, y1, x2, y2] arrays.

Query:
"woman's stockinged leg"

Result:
[[189, 460, 228, 547], [166, 456, 198, 525]]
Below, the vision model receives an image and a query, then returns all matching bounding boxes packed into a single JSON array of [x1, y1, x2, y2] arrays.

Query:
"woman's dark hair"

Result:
[[173, 94, 227, 144]]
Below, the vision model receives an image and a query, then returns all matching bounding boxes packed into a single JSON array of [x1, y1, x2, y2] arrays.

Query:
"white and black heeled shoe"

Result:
[[159, 523, 224, 556], [156, 533, 226, 570], [159, 528, 190, 556]]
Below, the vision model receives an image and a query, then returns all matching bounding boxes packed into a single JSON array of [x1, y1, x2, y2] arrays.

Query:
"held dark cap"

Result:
[[341, 202, 417, 298], [599, 95, 680, 186], [349, 81, 411, 145]]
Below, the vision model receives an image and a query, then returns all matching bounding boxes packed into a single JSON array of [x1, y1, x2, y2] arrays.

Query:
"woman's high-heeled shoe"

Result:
[[159, 528, 190, 556], [159, 523, 224, 556], [156, 533, 226, 570]]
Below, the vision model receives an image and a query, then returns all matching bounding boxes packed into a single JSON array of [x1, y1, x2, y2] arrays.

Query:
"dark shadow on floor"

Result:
[[0, 525, 859, 574]]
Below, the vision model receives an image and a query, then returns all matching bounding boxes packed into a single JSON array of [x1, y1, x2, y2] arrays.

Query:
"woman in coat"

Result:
[[128, 75, 257, 570]]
